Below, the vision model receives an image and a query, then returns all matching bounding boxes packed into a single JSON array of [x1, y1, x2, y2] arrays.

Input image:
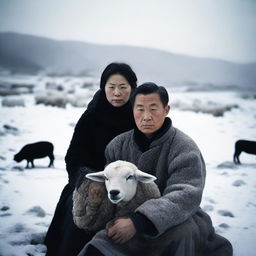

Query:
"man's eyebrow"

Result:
[[135, 103, 158, 107]]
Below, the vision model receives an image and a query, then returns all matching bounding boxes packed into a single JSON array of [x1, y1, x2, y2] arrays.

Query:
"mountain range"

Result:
[[0, 32, 255, 90]]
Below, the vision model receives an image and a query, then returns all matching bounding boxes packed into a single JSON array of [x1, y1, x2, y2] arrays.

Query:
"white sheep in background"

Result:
[[72, 160, 160, 232]]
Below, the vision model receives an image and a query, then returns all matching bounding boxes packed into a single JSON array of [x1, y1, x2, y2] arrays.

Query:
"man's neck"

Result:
[[134, 117, 172, 152]]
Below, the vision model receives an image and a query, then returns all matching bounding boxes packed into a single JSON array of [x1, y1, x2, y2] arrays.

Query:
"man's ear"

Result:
[[165, 105, 170, 116], [86, 171, 105, 182], [135, 169, 157, 183]]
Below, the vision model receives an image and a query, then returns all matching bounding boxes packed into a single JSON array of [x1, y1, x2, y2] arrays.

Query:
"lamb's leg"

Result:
[[26, 160, 29, 168], [48, 153, 54, 167], [236, 151, 242, 164], [233, 153, 237, 164], [234, 150, 241, 164], [237, 154, 241, 164], [31, 160, 35, 168]]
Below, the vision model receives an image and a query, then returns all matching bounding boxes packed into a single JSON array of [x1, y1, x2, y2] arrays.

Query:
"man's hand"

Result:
[[107, 218, 136, 244]]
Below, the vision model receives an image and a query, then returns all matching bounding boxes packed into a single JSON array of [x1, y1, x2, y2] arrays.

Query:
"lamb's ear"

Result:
[[135, 169, 157, 183], [86, 171, 105, 182]]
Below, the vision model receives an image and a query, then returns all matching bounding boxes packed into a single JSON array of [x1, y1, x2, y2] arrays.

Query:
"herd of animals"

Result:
[[13, 139, 256, 169], [10, 139, 256, 247], [11, 139, 256, 219]]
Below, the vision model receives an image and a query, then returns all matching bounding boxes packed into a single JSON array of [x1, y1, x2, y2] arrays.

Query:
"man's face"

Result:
[[133, 93, 170, 138]]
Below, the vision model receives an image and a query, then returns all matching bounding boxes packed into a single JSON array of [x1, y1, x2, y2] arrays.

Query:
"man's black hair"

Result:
[[131, 82, 169, 107]]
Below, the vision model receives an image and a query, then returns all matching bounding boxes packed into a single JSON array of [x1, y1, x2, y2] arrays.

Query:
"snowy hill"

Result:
[[0, 32, 256, 90]]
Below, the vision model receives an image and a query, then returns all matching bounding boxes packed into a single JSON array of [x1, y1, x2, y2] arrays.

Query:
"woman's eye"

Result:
[[126, 175, 134, 180]]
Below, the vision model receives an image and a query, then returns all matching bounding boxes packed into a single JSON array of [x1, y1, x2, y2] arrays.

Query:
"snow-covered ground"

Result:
[[0, 75, 255, 256]]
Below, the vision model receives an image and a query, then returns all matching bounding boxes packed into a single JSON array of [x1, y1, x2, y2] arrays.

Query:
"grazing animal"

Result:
[[72, 160, 160, 232], [233, 140, 256, 164], [14, 141, 54, 168]]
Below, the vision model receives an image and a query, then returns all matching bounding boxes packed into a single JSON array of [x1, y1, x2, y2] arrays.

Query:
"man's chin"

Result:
[[139, 128, 155, 138]]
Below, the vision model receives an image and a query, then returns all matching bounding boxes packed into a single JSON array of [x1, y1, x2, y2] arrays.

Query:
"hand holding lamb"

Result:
[[72, 160, 160, 232]]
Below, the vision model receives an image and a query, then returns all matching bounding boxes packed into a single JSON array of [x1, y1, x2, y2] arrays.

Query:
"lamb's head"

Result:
[[86, 160, 156, 204]]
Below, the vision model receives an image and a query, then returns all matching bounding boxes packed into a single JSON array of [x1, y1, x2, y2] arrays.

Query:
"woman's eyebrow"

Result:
[[108, 83, 127, 86]]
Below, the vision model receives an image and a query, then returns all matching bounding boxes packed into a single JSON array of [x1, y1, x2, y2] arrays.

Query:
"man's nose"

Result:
[[143, 111, 152, 121]]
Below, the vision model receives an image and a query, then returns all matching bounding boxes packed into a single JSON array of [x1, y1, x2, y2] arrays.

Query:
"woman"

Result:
[[44, 63, 137, 256]]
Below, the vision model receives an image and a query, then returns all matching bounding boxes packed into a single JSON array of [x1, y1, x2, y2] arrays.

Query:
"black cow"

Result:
[[14, 141, 54, 168], [233, 140, 256, 164]]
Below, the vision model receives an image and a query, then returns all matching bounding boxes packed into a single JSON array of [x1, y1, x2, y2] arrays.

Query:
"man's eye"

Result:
[[126, 175, 134, 180]]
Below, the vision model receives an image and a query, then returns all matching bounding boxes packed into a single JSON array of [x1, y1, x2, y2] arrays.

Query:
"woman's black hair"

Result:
[[100, 62, 137, 90], [131, 82, 169, 107]]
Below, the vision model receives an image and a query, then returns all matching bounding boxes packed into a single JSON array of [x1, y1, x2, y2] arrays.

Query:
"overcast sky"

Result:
[[0, 0, 256, 63]]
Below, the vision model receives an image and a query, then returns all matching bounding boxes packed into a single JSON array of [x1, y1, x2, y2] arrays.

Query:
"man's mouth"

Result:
[[142, 124, 153, 128]]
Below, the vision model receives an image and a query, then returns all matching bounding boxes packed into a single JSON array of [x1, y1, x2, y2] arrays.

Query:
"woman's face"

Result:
[[105, 74, 132, 107]]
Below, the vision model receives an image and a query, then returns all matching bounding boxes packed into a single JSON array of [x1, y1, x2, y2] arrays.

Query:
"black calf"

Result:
[[14, 141, 54, 168], [233, 140, 256, 164]]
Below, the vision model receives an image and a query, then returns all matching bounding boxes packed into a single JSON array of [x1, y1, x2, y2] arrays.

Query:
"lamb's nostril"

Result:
[[109, 190, 120, 196]]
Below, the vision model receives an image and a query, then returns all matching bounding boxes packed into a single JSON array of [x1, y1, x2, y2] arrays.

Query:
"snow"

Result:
[[0, 75, 256, 255]]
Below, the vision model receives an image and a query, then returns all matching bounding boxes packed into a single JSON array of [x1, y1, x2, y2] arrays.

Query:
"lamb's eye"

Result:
[[126, 175, 134, 181], [104, 176, 109, 181]]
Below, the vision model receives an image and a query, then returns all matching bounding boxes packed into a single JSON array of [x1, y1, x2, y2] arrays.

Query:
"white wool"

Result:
[[72, 161, 160, 232]]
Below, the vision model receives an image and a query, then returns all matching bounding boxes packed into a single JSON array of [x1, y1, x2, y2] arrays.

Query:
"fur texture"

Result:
[[72, 166, 160, 232]]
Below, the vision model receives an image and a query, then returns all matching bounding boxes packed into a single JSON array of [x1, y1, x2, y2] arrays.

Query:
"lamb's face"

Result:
[[14, 153, 22, 162], [86, 160, 157, 204], [104, 164, 138, 204]]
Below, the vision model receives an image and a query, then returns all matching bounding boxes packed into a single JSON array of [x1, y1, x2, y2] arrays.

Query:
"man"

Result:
[[79, 83, 233, 256]]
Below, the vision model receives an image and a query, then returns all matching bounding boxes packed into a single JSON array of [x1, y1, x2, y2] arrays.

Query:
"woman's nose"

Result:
[[114, 88, 121, 96]]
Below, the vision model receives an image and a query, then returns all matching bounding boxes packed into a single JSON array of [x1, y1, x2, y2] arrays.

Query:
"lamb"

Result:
[[233, 139, 256, 164], [14, 141, 54, 168], [72, 160, 160, 232]]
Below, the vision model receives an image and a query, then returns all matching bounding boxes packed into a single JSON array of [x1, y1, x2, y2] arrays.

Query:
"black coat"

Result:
[[44, 90, 135, 256]]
